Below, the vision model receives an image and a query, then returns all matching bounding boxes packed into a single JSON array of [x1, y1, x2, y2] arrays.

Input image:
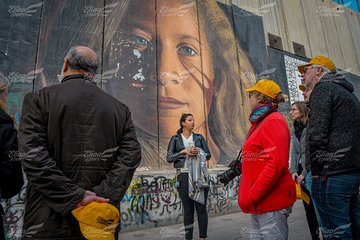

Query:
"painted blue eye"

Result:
[[130, 36, 150, 48], [178, 46, 197, 56]]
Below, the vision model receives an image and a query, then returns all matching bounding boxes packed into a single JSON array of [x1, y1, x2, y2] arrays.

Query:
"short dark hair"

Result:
[[65, 46, 99, 74]]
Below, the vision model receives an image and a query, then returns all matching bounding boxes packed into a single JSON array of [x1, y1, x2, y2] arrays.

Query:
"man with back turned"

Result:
[[19, 46, 141, 239]]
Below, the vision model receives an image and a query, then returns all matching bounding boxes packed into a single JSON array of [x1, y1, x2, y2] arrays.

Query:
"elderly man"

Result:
[[298, 55, 360, 239], [19, 46, 141, 239]]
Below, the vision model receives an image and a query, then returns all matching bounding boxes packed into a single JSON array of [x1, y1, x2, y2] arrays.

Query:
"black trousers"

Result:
[[177, 173, 208, 240], [0, 215, 5, 240], [297, 164, 320, 240], [301, 185, 320, 240]]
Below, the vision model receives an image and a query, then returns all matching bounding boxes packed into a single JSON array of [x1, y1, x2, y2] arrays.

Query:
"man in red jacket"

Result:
[[239, 79, 296, 239]]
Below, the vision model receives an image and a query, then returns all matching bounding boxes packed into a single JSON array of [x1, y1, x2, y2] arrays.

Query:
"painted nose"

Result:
[[158, 46, 181, 86]]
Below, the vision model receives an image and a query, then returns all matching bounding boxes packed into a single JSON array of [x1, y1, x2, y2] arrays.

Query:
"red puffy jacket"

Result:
[[238, 112, 296, 214]]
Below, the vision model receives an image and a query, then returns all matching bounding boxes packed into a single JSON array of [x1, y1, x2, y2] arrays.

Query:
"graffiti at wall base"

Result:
[[1, 171, 240, 238], [120, 172, 239, 231], [1, 185, 26, 239]]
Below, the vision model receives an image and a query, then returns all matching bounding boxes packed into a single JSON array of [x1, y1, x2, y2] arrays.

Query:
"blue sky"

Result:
[[333, 0, 360, 11]]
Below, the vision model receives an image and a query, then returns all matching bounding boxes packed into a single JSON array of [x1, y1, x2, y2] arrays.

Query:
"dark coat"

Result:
[[19, 75, 141, 239], [307, 72, 360, 176], [0, 108, 23, 204], [0, 108, 23, 240], [166, 133, 211, 168]]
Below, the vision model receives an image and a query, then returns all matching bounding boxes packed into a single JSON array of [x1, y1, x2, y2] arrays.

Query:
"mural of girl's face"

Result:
[[110, 0, 214, 139]]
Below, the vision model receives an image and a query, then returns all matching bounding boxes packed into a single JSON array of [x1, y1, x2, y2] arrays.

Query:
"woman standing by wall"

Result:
[[0, 73, 23, 240], [238, 79, 296, 239], [167, 113, 211, 240], [290, 101, 319, 239]]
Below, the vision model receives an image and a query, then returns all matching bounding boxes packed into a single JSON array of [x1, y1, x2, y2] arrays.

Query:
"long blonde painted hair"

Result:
[[0, 72, 9, 112], [196, 0, 255, 159]]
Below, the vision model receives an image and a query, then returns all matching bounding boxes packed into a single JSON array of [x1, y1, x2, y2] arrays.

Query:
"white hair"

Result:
[[312, 64, 332, 73]]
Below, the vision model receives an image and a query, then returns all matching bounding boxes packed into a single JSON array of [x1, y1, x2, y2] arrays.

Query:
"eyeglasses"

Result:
[[303, 66, 318, 73]]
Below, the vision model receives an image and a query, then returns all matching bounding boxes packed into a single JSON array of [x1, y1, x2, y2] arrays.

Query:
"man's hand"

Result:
[[75, 190, 109, 209]]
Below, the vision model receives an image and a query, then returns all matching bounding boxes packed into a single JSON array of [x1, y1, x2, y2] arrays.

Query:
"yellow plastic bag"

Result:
[[295, 182, 310, 204]]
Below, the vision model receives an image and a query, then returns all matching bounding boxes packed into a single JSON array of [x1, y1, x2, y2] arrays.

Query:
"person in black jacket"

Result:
[[298, 55, 360, 239], [167, 113, 211, 240], [18, 46, 141, 239], [0, 75, 23, 240]]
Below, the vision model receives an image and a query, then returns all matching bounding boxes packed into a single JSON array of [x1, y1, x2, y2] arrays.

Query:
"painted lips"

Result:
[[159, 97, 184, 109]]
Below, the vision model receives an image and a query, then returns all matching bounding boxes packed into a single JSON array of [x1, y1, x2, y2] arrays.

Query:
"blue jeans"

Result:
[[311, 173, 360, 239], [303, 170, 313, 192]]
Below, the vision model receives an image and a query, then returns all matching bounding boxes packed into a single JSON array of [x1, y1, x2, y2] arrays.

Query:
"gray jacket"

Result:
[[290, 128, 307, 177]]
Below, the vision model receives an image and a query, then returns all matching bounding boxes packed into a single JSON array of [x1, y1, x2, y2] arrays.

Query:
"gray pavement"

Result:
[[120, 201, 311, 240]]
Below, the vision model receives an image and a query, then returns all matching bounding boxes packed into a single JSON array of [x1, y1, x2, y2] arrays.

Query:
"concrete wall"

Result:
[[229, 0, 360, 75], [1, 0, 359, 239]]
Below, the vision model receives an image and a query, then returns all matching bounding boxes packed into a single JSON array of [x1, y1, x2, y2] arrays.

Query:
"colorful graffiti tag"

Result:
[[2, 171, 239, 238]]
